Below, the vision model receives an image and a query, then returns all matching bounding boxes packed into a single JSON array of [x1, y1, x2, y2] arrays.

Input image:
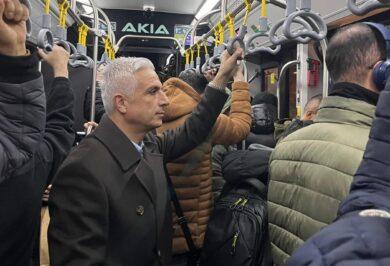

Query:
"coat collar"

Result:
[[315, 96, 376, 127], [93, 115, 142, 171]]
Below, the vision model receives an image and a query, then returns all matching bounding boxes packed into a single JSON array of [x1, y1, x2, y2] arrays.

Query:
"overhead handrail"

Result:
[[282, 0, 327, 41], [37, 0, 54, 52], [245, 0, 281, 55], [189, 9, 221, 47], [227, 0, 252, 55], [348, 0, 390, 16], [269, 0, 313, 45], [115, 35, 185, 56]]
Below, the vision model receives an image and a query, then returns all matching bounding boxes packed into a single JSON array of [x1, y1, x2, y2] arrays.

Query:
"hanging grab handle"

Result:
[[348, 0, 390, 16], [69, 24, 94, 68], [245, 0, 281, 55], [227, 0, 251, 55], [37, 0, 54, 53], [269, 17, 313, 45], [282, 0, 327, 41], [246, 32, 281, 55]]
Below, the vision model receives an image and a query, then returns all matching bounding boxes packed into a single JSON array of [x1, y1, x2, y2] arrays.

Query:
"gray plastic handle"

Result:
[[227, 25, 247, 55], [37, 29, 54, 53], [68, 42, 77, 55], [348, 0, 390, 16], [69, 53, 94, 68], [195, 57, 202, 74], [269, 17, 312, 45], [283, 10, 327, 41], [208, 44, 225, 69], [208, 54, 221, 69], [201, 54, 211, 73], [246, 32, 281, 55], [54, 39, 71, 53]]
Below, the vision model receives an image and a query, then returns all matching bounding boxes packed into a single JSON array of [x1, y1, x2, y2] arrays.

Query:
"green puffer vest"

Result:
[[268, 96, 375, 266]]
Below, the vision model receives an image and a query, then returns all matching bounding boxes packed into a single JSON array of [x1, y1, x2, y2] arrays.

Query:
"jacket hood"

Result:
[[162, 78, 202, 122]]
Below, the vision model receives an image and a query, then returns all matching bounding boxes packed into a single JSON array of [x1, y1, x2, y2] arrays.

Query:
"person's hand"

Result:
[[0, 0, 29, 56], [38, 45, 70, 78], [204, 68, 217, 82], [212, 48, 244, 89], [42, 185, 52, 202], [233, 62, 245, 82], [84, 121, 98, 135]]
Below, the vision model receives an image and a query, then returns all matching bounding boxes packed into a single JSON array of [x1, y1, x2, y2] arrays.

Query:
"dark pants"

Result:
[[171, 253, 189, 266]]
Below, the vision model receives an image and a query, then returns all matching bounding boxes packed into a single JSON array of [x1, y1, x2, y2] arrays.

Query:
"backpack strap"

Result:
[[163, 164, 200, 265], [243, 178, 267, 197]]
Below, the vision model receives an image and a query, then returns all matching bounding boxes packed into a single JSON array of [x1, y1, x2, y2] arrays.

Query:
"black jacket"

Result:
[[0, 52, 74, 266], [83, 85, 105, 123], [246, 103, 277, 148], [222, 146, 272, 187], [48, 86, 228, 266]]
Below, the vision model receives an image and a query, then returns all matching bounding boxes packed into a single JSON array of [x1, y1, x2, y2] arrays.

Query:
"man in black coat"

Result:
[[48, 50, 244, 265], [0, 1, 75, 265]]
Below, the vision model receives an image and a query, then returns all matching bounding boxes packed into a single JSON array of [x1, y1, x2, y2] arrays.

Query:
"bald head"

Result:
[[326, 23, 386, 87], [302, 95, 322, 121]]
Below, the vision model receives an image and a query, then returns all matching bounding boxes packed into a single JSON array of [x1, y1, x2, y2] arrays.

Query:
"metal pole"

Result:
[[115, 35, 186, 56], [188, 0, 258, 51], [70, 0, 77, 11], [277, 60, 299, 119], [221, 0, 228, 18], [189, 9, 221, 46], [89, 0, 99, 126]]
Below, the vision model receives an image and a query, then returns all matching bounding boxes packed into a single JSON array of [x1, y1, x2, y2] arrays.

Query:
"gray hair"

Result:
[[101, 57, 155, 114]]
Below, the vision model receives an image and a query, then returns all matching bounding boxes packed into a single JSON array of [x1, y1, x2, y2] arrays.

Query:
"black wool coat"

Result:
[[49, 87, 227, 266]]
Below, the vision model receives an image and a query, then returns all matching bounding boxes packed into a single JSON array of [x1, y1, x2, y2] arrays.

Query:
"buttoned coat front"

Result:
[[48, 87, 228, 266]]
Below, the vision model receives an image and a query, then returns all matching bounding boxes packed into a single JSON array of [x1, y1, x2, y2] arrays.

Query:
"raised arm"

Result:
[[157, 49, 244, 162], [0, 0, 45, 181], [36, 45, 75, 185]]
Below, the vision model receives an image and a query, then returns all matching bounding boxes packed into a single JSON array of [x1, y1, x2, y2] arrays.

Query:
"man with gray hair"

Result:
[[48, 49, 243, 266]]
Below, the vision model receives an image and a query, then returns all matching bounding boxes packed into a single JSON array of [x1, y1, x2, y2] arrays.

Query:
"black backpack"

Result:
[[200, 178, 272, 266]]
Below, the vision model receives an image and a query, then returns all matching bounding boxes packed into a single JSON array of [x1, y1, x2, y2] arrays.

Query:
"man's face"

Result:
[[123, 68, 169, 131]]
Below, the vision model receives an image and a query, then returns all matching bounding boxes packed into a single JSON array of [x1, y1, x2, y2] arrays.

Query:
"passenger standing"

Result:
[[0, 0, 74, 264], [157, 65, 251, 265], [48, 49, 244, 266], [267, 23, 387, 265], [246, 92, 278, 148], [274, 95, 322, 143], [286, 77, 390, 266]]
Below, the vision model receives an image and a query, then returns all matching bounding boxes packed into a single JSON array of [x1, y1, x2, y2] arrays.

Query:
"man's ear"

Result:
[[114, 94, 128, 114]]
